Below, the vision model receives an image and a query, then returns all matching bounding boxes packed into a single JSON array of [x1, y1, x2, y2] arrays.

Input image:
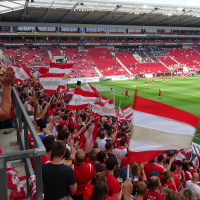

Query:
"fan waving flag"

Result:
[[98, 99, 116, 117], [128, 90, 199, 163], [175, 150, 187, 161], [78, 120, 98, 153], [101, 95, 109, 103], [81, 83, 99, 96], [66, 87, 76, 97], [66, 88, 99, 109], [15, 64, 32, 83], [39, 73, 65, 94], [122, 104, 133, 120], [49, 63, 73, 90]]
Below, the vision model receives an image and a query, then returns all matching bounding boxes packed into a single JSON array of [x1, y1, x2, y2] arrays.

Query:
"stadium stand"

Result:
[[87, 48, 129, 76], [50, 48, 62, 56], [62, 48, 99, 78]]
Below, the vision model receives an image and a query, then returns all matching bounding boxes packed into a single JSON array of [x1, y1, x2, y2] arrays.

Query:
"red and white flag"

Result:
[[39, 73, 65, 94], [98, 99, 116, 117], [49, 63, 73, 90], [175, 150, 187, 161], [66, 88, 99, 109], [193, 154, 199, 169], [122, 104, 133, 120], [14, 64, 32, 83], [0, 59, 8, 72], [66, 87, 76, 97], [128, 91, 199, 163], [92, 102, 105, 116], [78, 120, 98, 153], [101, 95, 109, 103], [81, 83, 99, 96]]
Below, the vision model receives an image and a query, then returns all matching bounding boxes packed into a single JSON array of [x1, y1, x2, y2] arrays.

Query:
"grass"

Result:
[[68, 75, 200, 144]]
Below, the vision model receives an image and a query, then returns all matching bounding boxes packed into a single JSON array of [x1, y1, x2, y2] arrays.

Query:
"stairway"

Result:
[[94, 67, 103, 76], [132, 54, 143, 63], [116, 57, 133, 75], [47, 50, 53, 59]]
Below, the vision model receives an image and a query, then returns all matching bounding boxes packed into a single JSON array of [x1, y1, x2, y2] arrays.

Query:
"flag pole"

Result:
[[127, 89, 137, 178]]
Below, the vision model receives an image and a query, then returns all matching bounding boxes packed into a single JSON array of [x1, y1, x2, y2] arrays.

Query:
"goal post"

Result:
[[95, 85, 116, 108]]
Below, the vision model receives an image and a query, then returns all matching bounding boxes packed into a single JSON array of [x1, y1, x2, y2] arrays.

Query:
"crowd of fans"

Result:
[[0, 66, 200, 200], [4, 77, 197, 200]]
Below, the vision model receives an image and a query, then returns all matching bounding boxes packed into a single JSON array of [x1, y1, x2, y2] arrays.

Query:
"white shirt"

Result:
[[113, 148, 127, 167], [186, 180, 200, 199], [96, 138, 106, 151], [66, 144, 71, 152]]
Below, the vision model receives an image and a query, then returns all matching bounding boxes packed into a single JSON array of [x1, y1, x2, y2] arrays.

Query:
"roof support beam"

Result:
[[127, 13, 146, 25], [112, 5, 142, 24], [79, 3, 101, 23], [21, 0, 28, 22], [41, 0, 55, 22], [60, 2, 79, 23], [96, 5, 122, 24], [143, 14, 163, 25]]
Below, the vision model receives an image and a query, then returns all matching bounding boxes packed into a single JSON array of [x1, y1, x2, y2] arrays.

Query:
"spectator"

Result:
[[83, 172, 106, 200], [163, 188, 178, 200], [122, 177, 133, 200], [188, 162, 196, 176], [105, 141, 118, 163], [144, 176, 163, 200], [94, 151, 107, 173], [170, 163, 181, 191], [113, 139, 127, 167], [104, 156, 122, 200], [85, 148, 99, 165], [42, 140, 77, 200], [186, 173, 200, 200], [156, 155, 164, 168], [41, 135, 55, 164], [144, 157, 174, 181], [73, 149, 96, 200], [161, 171, 177, 192], [58, 129, 75, 161], [90, 174, 115, 200], [179, 188, 197, 200], [96, 129, 106, 151], [120, 162, 135, 183], [132, 181, 147, 200]]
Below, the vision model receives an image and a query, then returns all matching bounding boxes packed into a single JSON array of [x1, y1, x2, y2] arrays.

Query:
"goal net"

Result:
[[95, 85, 116, 108]]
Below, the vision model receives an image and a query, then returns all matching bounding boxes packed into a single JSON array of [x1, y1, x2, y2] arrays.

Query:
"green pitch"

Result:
[[69, 76, 200, 144]]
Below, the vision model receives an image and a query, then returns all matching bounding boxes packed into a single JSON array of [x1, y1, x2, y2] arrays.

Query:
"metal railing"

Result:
[[0, 87, 46, 200]]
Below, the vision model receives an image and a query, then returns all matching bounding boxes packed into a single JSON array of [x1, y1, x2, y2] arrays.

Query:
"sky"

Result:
[[126, 0, 200, 6]]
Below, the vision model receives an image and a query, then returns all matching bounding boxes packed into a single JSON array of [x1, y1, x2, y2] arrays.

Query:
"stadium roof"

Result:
[[1, 0, 200, 27]]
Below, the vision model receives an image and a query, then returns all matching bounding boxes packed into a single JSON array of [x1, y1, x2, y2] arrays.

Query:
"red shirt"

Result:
[[189, 168, 196, 176], [114, 138, 120, 148], [152, 79, 154, 82], [41, 156, 51, 164], [161, 181, 176, 191], [144, 163, 164, 181], [145, 81, 147, 84], [171, 172, 181, 189], [73, 163, 96, 195], [159, 90, 161, 95], [85, 157, 96, 166], [83, 182, 93, 200], [125, 89, 128, 94], [121, 157, 128, 168], [103, 171, 120, 196], [144, 189, 162, 200]]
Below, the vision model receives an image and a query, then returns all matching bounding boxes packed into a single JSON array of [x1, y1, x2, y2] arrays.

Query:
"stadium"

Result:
[[1, 0, 200, 199]]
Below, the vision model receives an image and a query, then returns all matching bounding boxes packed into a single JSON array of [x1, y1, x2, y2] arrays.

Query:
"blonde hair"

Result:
[[179, 188, 197, 200], [89, 148, 99, 161], [161, 171, 171, 183], [132, 163, 140, 176]]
